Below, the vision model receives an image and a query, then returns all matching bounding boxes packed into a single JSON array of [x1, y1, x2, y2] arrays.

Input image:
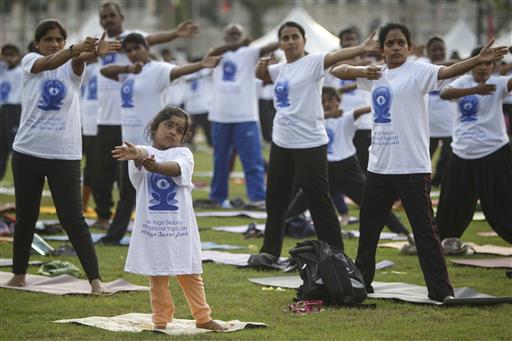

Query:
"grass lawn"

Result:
[[0, 141, 511, 341]]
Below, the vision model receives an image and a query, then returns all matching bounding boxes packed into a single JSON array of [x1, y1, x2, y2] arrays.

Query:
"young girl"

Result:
[[248, 21, 379, 268], [112, 106, 225, 331], [7, 19, 120, 293], [331, 22, 507, 301], [437, 46, 512, 243]]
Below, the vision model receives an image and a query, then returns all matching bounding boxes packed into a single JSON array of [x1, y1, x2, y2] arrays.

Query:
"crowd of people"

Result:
[[1, 1, 511, 328]]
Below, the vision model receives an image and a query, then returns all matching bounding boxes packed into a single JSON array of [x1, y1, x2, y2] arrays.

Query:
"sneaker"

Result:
[[247, 252, 279, 270], [244, 200, 266, 210], [92, 218, 110, 230], [220, 199, 233, 209]]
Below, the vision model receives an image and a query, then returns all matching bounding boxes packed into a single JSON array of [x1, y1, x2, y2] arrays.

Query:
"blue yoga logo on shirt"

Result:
[[102, 53, 116, 65], [274, 80, 291, 108], [120, 79, 134, 108], [326, 128, 335, 155], [87, 75, 98, 100], [458, 95, 479, 122], [372, 86, 392, 123], [0, 81, 11, 101], [339, 79, 356, 95], [148, 173, 179, 211], [222, 60, 237, 81], [190, 79, 199, 92], [38, 80, 66, 111]]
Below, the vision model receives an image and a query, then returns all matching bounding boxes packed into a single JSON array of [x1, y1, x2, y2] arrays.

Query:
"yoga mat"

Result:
[[201, 250, 287, 267], [477, 231, 498, 237], [248, 277, 512, 306], [0, 271, 148, 295], [196, 211, 267, 219], [450, 257, 512, 269], [55, 313, 266, 335], [0, 258, 43, 267], [378, 241, 512, 256]]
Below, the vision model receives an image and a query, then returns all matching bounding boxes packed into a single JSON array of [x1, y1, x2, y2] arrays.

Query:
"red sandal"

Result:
[[287, 300, 323, 314]]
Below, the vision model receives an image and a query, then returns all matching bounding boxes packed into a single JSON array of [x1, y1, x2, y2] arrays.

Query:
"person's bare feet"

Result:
[[153, 324, 167, 330], [90, 279, 112, 295], [196, 320, 227, 331], [6, 274, 26, 287]]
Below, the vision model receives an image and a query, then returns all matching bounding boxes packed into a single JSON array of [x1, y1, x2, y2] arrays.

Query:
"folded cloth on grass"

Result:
[[38, 260, 82, 278], [0, 271, 148, 295], [195, 210, 267, 219], [0, 258, 43, 267], [54, 313, 266, 336], [379, 241, 512, 256], [248, 276, 512, 306], [451, 257, 512, 269]]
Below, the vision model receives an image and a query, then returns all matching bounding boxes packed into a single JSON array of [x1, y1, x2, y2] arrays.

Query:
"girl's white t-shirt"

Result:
[[357, 61, 442, 174], [119, 61, 174, 146], [80, 63, 99, 136], [427, 88, 456, 138], [125, 146, 202, 276], [449, 74, 510, 159], [13, 53, 83, 160], [268, 53, 329, 149], [209, 46, 261, 123], [97, 30, 147, 125], [0, 65, 22, 105], [325, 110, 357, 162], [183, 69, 212, 115]]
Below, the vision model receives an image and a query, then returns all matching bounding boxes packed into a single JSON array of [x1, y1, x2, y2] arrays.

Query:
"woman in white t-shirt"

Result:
[[247, 21, 380, 268], [112, 106, 225, 331], [7, 20, 120, 293], [331, 22, 508, 301], [437, 45, 512, 243], [97, 33, 219, 245]]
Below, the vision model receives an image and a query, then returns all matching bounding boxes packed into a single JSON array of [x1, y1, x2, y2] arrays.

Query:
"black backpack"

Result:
[[289, 240, 367, 306]]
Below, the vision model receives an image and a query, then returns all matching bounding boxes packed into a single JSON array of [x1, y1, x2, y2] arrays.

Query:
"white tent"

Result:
[[252, 7, 339, 53], [495, 29, 512, 63], [443, 18, 477, 59]]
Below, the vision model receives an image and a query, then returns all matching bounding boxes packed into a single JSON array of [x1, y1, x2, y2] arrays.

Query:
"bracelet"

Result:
[[68, 45, 75, 57]]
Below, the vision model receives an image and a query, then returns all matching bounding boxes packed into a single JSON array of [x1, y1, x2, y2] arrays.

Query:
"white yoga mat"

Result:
[[378, 241, 512, 256], [55, 313, 266, 336], [196, 211, 267, 219], [0, 271, 148, 295]]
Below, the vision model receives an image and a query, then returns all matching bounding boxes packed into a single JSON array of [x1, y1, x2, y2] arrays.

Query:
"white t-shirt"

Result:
[[0, 65, 22, 105], [125, 146, 202, 276], [183, 69, 212, 115], [325, 71, 372, 130], [209, 46, 261, 123], [269, 53, 328, 149], [357, 61, 442, 174], [427, 88, 456, 138], [13, 53, 83, 160], [97, 30, 147, 126], [326, 110, 357, 162], [79, 63, 99, 136], [164, 77, 186, 107], [449, 74, 510, 159], [120, 61, 174, 146]]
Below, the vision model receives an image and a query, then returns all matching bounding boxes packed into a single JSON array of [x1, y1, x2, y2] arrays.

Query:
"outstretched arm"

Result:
[[208, 39, 251, 57], [30, 37, 95, 74], [331, 64, 381, 81], [353, 106, 371, 120], [100, 62, 143, 81], [260, 42, 279, 57], [141, 156, 181, 177], [440, 83, 496, 100], [170, 55, 221, 80], [324, 31, 379, 69], [146, 20, 199, 46], [71, 32, 121, 75], [438, 38, 509, 80]]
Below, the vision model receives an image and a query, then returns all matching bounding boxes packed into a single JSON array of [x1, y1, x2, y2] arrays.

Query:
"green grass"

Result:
[[1, 141, 511, 341]]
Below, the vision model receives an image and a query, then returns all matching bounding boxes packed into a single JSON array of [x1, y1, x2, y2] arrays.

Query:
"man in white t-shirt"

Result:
[[92, 2, 199, 230], [0, 44, 22, 180], [207, 24, 278, 208]]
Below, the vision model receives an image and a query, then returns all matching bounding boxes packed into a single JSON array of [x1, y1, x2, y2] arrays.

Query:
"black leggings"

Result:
[[429, 137, 452, 186], [11, 152, 100, 281], [287, 155, 408, 235], [260, 143, 344, 258], [0, 104, 21, 180], [436, 144, 512, 243]]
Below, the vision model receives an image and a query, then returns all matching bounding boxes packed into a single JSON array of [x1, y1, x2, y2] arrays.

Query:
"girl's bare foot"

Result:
[[196, 320, 227, 331], [90, 279, 112, 295], [6, 274, 26, 287]]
